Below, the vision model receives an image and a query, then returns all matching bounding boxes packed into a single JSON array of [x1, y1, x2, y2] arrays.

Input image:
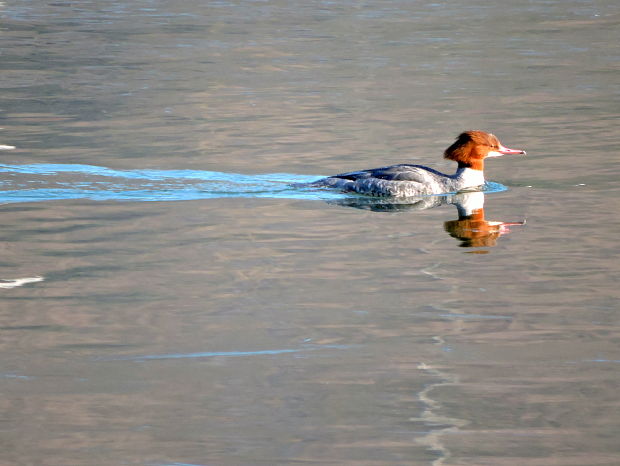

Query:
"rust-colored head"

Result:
[[444, 130, 526, 171]]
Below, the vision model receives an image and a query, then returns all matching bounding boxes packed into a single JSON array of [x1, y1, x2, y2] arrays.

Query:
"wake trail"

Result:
[[0, 163, 342, 203]]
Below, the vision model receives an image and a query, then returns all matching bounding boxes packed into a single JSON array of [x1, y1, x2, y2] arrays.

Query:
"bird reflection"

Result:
[[329, 191, 524, 248], [444, 192, 525, 248]]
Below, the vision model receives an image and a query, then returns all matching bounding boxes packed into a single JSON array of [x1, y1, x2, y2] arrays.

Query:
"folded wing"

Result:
[[332, 164, 441, 183]]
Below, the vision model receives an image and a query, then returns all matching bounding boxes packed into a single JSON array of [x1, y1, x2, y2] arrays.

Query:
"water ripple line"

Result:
[[102, 344, 352, 362]]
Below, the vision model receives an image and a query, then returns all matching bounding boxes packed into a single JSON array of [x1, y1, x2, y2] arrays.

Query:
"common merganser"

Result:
[[307, 130, 526, 197]]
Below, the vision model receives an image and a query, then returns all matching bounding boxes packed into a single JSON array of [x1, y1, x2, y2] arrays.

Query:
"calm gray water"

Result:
[[1, 1, 620, 465]]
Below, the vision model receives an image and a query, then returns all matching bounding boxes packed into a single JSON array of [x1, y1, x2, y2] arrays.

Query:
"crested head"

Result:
[[444, 131, 500, 171], [443, 130, 525, 171]]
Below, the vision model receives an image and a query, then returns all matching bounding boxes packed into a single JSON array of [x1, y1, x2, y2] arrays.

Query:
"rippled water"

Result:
[[1, 1, 620, 465]]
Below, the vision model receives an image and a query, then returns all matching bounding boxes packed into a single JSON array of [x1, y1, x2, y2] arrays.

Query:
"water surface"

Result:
[[1, 1, 620, 465]]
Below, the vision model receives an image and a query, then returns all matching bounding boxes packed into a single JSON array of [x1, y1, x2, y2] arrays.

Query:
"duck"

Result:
[[307, 130, 526, 197]]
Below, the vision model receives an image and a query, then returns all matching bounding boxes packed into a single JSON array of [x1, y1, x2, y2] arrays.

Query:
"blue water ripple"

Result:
[[105, 345, 351, 362]]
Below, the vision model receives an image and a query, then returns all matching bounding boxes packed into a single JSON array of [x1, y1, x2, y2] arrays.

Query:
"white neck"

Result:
[[455, 167, 485, 189]]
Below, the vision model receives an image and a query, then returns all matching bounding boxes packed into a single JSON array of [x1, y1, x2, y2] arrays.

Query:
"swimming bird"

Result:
[[307, 130, 526, 197]]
